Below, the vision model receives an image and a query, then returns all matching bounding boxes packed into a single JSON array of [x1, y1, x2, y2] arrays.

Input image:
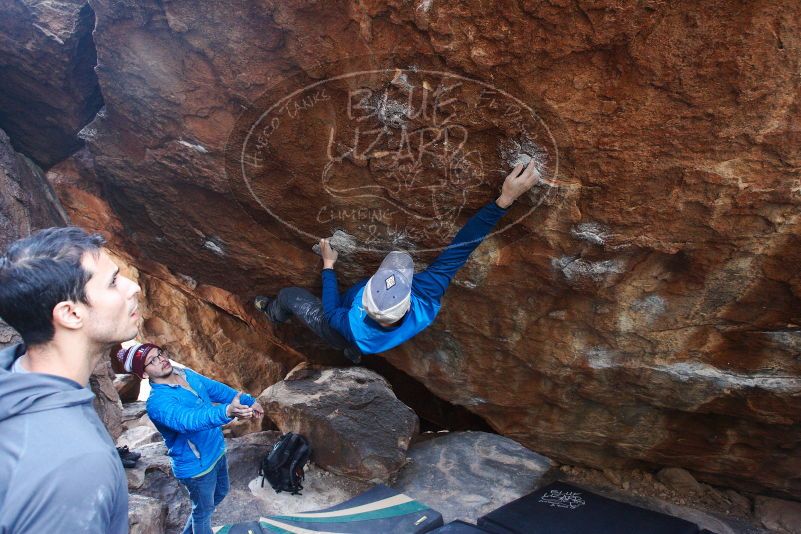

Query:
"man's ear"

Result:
[[141, 371, 149, 379], [52, 301, 84, 331]]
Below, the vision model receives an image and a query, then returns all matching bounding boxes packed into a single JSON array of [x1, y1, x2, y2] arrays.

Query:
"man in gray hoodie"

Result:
[[0, 227, 141, 533]]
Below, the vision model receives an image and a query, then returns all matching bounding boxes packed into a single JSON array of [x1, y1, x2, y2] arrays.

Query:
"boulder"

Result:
[[128, 494, 167, 534], [0, 321, 20, 350], [222, 414, 265, 439], [114, 373, 142, 403], [125, 442, 187, 531], [121, 401, 152, 431], [656, 467, 703, 495], [0, 125, 68, 350], [89, 358, 124, 441], [0, 127, 68, 251], [393, 431, 555, 523], [724, 489, 752, 514], [260, 367, 419, 483], [755, 496, 801, 534], [0, 0, 102, 167], [117, 425, 162, 450]]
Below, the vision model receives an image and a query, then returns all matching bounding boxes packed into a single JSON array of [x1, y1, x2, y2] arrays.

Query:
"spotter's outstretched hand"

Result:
[[226, 392, 253, 419], [496, 159, 541, 208]]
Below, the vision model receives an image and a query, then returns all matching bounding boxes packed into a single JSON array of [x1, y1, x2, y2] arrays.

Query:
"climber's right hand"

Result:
[[321, 238, 338, 269], [496, 159, 541, 208]]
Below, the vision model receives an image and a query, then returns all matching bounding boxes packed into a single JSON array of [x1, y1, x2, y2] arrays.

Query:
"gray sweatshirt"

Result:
[[0, 343, 128, 533]]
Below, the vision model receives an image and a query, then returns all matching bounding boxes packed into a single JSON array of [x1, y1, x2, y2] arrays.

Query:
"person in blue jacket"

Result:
[[255, 159, 541, 362], [117, 342, 263, 534]]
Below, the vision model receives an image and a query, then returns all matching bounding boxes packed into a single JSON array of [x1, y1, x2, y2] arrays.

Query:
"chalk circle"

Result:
[[224, 62, 560, 254]]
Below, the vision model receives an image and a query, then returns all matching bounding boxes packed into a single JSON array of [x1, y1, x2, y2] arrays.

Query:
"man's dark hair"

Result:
[[0, 227, 106, 346]]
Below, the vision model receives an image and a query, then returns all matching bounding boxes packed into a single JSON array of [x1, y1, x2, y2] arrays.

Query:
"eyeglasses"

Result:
[[144, 349, 168, 368]]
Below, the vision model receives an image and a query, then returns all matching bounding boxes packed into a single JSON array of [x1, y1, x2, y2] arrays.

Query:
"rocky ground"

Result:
[[118, 366, 801, 534]]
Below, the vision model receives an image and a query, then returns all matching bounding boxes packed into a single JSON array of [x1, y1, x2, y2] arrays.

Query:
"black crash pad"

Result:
[[477, 482, 700, 534], [430, 520, 491, 533]]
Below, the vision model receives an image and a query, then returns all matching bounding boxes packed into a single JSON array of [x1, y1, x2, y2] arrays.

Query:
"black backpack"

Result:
[[259, 432, 310, 495]]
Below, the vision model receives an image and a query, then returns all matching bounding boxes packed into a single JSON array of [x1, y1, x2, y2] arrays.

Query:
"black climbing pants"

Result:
[[266, 287, 355, 351]]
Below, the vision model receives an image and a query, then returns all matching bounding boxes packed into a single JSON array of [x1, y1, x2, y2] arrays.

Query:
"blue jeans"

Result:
[[179, 454, 229, 534]]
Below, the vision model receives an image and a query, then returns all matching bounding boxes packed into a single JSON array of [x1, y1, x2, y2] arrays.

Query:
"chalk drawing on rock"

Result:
[[225, 60, 561, 254]]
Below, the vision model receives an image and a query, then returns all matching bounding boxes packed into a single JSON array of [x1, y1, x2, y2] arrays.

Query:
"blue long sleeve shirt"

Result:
[[322, 201, 508, 354], [147, 367, 255, 479]]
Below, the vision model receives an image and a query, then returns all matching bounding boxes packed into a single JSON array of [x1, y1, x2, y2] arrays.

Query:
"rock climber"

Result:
[[255, 159, 542, 362]]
